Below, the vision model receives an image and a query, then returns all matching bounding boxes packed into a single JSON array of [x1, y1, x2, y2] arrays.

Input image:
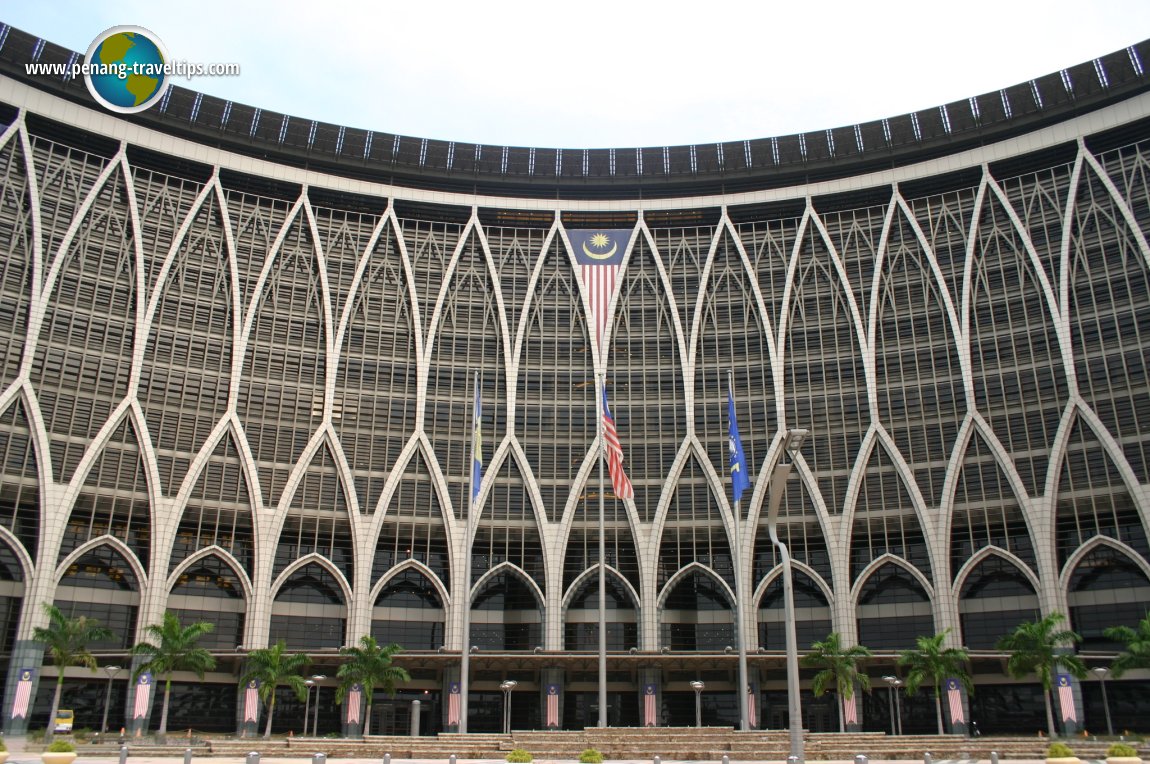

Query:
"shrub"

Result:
[[506, 749, 533, 763], [0, 738, 6, 752], [579, 749, 603, 763], [1108, 744, 1139, 758], [1047, 743, 1076, 759], [27, 730, 44, 743], [46, 740, 76, 753]]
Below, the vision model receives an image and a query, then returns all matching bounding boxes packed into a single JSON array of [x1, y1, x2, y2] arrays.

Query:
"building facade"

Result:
[[0, 24, 1148, 736]]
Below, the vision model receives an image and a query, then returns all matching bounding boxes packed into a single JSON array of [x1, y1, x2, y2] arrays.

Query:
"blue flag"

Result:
[[471, 375, 482, 500], [728, 386, 751, 502]]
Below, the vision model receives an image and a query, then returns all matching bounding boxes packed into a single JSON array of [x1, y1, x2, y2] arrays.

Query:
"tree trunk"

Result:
[[159, 676, 172, 736], [1044, 686, 1057, 737], [364, 702, 372, 736], [837, 693, 844, 732], [264, 696, 275, 738], [48, 675, 64, 735], [934, 688, 944, 735]]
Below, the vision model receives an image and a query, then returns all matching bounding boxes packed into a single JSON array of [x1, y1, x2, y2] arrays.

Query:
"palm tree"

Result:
[[1105, 611, 1150, 677], [997, 612, 1087, 736], [239, 640, 310, 738], [801, 632, 872, 731], [130, 611, 216, 736], [336, 636, 411, 736], [898, 629, 972, 735], [32, 602, 114, 734]]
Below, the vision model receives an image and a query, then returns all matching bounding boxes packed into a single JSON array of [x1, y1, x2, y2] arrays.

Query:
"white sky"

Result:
[[5, 0, 1150, 149]]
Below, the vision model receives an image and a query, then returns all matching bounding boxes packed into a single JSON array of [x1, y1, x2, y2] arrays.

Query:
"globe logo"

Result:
[[83, 26, 170, 114]]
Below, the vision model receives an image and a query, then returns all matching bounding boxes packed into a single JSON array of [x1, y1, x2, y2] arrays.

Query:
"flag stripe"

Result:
[[1057, 675, 1076, 722], [602, 389, 633, 499], [843, 693, 858, 724], [133, 675, 152, 719], [643, 684, 657, 727], [747, 687, 757, 728], [947, 680, 965, 724], [448, 682, 461, 726], [546, 684, 559, 727], [11, 670, 31, 719], [243, 684, 259, 723]]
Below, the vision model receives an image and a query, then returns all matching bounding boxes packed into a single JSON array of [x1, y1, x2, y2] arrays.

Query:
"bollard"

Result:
[[312, 754, 326, 764], [722, 756, 730, 764], [856, 755, 869, 764], [411, 699, 421, 737], [991, 752, 1000, 764], [383, 755, 391, 764], [924, 753, 933, 764], [654, 757, 662, 764], [119, 746, 129, 764], [246, 752, 260, 764], [450, 755, 457, 764], [788, 756, 799, 764], [184, 748, 193, 764]]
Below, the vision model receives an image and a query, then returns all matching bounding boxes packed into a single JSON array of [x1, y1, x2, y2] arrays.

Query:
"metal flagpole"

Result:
[[459, 371, 479, 734], [727, 371, 750, 733], [597, 372, 608, 728]]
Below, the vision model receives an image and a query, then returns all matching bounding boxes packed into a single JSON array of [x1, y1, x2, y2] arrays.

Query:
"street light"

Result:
[[690, 681, 705, 728], [311, 674, 326, 736], [303, 679, 315, 736], [883, 676, 904, 736], [500, 680, 518, 735], [1092, 666, 1114, 737], [767, 428, 808, 761], [101, 665, 122, 735]]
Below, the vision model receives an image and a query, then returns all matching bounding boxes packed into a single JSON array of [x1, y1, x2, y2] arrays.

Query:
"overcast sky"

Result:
[[5, 1, 1150, 149]]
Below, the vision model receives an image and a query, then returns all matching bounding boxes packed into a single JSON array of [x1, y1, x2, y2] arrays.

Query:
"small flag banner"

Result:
[[347, 683, 362, 724], [947, 678, 965, 724], [747, 684, 757, 728], [643, 683, 657, 727], [569, 228, 630, 356], [728, 385, 751, 502], [843, 692, 858, 725], [243, 679, 260, 723], [546, 684, 559, 728], [602, 387, 634, 499], [133, 672, 153, 719], [448, 681, 461, 726], [10, 668, 32, 719], [1057, 674, 1077, 722], [471, 374, 483, 500]]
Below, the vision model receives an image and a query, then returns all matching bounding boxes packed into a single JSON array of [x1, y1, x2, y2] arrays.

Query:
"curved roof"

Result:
[[2, 22, 1148, 200]]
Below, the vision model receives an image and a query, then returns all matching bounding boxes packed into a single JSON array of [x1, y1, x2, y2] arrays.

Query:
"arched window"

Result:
[[371, 568, 444, 650]]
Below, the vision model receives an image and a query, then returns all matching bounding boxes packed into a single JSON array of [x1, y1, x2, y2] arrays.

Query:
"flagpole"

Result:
[[728, 370, 750, 733], [459, 371, 479, 734], [597, 372, 608, 729]]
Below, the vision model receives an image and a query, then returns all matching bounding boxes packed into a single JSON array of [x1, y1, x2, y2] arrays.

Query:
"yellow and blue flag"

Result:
[[728, 385, 751, 502], [471, 374, 483, 500]]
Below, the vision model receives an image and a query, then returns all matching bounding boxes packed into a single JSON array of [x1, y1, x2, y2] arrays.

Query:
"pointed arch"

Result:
[[757, 564, 833, 651], [0, 538, 27, 654], [562, 567, 639, 651], [308, 188, 385, 327], [967, 176, 1070, 496], [854, 558, 935, 651], [169, 429, 257, 578], [1064, 540, 1150, 651], [954, 549, 1040, 650], [54, 541, 142, 649], [847, 437, 933, 583], [370, 563, 447, 651], [468, 563, 544, 651], [0, 399, 42, 561], [647, 211, 717, 342], [470, 449, 546, 590], [274, 440, 356, 582], [131, 158, 209, 294], [269, 556, 349, 649], [398, 203, 469, 347], [819, 195, 888, 326], [561, 477, 641, 597], [658, 564, 735, 651], [1053, 412, 1149, 568], [0, 131, 36, 387], [373, 446, 452, 592], [167, 550, 249, 651], [656, 451, 734, 590], [750, 459, 833, 588]]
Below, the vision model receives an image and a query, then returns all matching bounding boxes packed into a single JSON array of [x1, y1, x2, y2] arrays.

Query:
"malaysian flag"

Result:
[[346, 683, 362, 724], [747, 684, 757, 729], [133, 672, 153, 719], [946, 678, 965, 724], [1057, 674, 1077, 722], [643, 684, 657, 727], [546, 684, 559, 728], [569, 229, 631, 356], [448, 681, 461, 726], [602, 387, 634, 499], [10, 668, 32, 719], [843, 692, 858, 725], [243, 679, 260, 723]]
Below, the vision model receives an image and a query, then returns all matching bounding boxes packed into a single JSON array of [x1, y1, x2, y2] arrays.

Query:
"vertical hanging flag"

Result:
[[448, 681, 461, 726], [946, 678, 965, 724], [643, 684, 657, 727], [727, 383, 751, 502], [10, 668, 32, 719], [471, 374, 483, 500], [133, 672, 153, 719], [546, 684, 559, 728], [569, 229, 631, 356], [347, 683, 363, 724], [243, 679, 260, 723], [602, 387, 634, 499], [747, 684, 758, 729], [1057, 674, 1077, 722], [843, 692, 858, 725]]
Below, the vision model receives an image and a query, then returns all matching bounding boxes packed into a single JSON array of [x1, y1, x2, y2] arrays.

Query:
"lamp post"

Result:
[[1092, 666, 1114, 737], [883, 676, 904, 736], [690, 681, 705, 728], [101, 665, 122, 735], [500, 680, 518, 735], [303, 679, 315, 736], [767, 428, 808, 762], [311, 674, 326, 736]]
